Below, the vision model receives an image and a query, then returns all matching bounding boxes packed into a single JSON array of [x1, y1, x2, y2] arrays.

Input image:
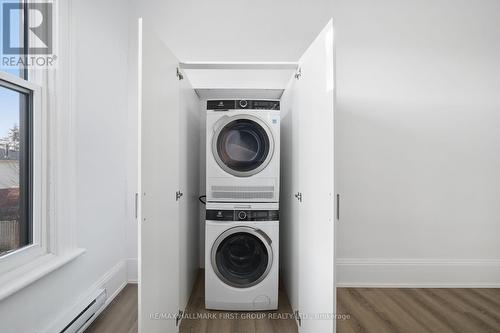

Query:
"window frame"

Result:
[[0, 71, 46, 275], [0, 0, 84, 301]]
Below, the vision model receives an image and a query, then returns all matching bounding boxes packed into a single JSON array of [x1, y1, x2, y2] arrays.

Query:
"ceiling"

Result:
[[133, 0, 334, 62]]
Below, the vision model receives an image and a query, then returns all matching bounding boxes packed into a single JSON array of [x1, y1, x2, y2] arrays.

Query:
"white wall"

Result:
[[333, 0, 500, 286], [0, 1, 133, 331]]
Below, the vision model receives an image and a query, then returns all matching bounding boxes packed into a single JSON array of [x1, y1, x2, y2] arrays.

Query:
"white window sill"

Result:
[[0, 248, 86, 301]]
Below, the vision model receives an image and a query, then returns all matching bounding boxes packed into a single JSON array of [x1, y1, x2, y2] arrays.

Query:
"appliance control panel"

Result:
[[207, 99, 280, 111], [206, 209, 279, 221]]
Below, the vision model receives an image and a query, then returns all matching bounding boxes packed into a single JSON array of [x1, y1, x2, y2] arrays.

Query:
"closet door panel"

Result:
[[139, 18, 180, 333], [280, 79, 300, 311], [178, 72, 201, 310], [297, 19, 335, 333]]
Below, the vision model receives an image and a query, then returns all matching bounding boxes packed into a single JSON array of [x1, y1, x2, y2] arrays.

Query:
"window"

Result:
[[0, 71, 42, 276], [0, 0, 33, 260], [0, 1, 83, 299], [0, 0, 46, 277], [0, 81, 32, 257]]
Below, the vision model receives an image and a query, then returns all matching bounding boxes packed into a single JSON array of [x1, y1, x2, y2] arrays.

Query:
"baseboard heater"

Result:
[[60, 288, 107, 333]]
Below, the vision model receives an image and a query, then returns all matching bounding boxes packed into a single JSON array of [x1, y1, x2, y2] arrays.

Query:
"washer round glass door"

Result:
[[211, 226, 273, 288], [213, 115, 274, 177]]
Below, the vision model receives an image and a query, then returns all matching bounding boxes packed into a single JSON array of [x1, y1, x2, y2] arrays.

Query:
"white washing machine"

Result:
[[205, 202, 279, 311], [206, 99, 280, 203]]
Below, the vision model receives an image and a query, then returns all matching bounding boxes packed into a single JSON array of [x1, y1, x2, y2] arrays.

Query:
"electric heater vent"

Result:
[[211, 185, 275, 200], [59, 289, 106, 333]]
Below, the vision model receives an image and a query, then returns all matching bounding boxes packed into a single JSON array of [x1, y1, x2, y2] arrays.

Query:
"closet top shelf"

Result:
[[179, 62, 299, 70]]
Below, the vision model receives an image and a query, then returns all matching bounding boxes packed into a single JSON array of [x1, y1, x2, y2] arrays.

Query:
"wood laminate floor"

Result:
[[179, 272, 298, 333], [85, 281, 500, 333], [85, 284, 138, 333], [337, 288, 500, 333]]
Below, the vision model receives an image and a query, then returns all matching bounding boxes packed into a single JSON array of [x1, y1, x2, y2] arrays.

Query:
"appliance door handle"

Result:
[[213, 115, 229, 133], [255, 229, 272, 245]]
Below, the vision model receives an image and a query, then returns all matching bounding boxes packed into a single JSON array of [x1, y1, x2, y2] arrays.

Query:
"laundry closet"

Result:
[[138, 18, 335, 333]]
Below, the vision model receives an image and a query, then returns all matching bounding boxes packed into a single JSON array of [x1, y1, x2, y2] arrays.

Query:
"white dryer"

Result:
[[206, 99, 280, 203], [205, 202, 279, 311]]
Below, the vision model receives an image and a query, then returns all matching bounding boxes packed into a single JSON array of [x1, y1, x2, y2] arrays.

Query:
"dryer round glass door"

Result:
[[212, 226, 273, 288], [213, 115, 274, 177]]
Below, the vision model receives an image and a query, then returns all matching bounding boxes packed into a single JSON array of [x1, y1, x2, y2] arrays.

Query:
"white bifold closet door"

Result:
[[178, 67, 201, 312], [283, 19, 335, 333], [139, 18, 180, 333], [138, 18, 200, 333], [297, 19, 335, 333]]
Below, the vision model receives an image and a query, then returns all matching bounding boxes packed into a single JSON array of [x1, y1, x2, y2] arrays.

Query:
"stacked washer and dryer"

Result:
[[205, 99, 280, 310]]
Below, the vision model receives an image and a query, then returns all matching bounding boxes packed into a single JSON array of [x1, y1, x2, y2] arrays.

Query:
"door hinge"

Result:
[[294, 192, 303, 202], [294, 310, 302, 326], [336, 194, 340, 220], [176, 190, 184, 201], [294, 67, 302, 79], [134, 192, 138, 219], [175, 309, 183, 326], [176, 67, 184, 80], [142, 192, 146, 222]]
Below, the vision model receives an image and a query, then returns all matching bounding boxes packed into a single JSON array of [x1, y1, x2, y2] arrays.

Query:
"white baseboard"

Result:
[[127, 258, 138, 283], [101, 260, 128, 306], [336, 258, 500, 288], [42, 260, 128, 333]]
